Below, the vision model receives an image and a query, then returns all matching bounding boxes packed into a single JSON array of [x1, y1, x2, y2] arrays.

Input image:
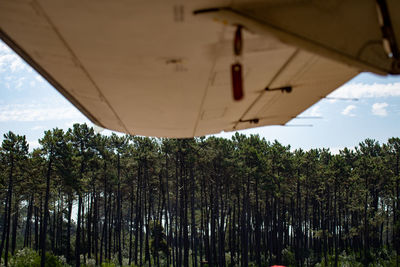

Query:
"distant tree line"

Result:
[[0, 123, 399, 266]]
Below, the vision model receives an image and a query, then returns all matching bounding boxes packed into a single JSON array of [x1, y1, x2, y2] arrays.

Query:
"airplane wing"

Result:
[[1, 0, 398, 138]]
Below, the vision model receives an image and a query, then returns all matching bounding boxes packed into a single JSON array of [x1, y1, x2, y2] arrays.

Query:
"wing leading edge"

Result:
[[0, 0, 396, 137]]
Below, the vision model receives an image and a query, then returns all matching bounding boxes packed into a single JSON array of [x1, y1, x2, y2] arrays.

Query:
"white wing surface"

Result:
[[1, 0, 398, 137]]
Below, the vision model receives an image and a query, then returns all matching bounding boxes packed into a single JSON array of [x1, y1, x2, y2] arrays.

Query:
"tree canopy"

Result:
[[0, 125, 399, 266]]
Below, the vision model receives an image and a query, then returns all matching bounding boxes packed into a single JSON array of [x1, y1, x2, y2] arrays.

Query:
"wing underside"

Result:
[[3, 0, 392, 137]]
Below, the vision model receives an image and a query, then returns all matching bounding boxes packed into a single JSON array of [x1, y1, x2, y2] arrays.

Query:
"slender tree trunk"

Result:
[[190, 167, 198, 267], [165, 153, 172, 267], [117, 153, 122, 266], [66, 195, 73, 264], [24, 195, 34, 248], [134, 164, 141, 265], [183, 164, 189, 267], [4, 155, 14, 267], [87, 193, 92, 259], [40, 152, 53, 267], [76, 194, 82, 267], [94, 186, 99, 266], [334, 179, 338, 267], [81, 196, 86, 264], [11, 202, 18, 255], [129, 181, 134, 265], [51, 199, 56, 253], [255, 175, 261, 267], [35, 205, 39, 251], [101, 161, 108, 263], [364, 174, 369, 267], [0, 193, 9, 265]]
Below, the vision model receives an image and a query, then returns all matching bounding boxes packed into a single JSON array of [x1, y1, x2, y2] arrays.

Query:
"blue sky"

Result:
[[1, 40, 399, 153]]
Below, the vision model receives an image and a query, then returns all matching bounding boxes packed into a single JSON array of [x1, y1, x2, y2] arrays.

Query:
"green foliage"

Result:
[[281, 248, 296, 266], [43, 252, 67, 267], [2, 131, 29, 158], [99, 260, 138, 267], [314, 250, 400, 267], [7, 248, 68, 267], [100, 262, 116, 267], [1, 125, 399, 267], [150, 221, 169, 257], [8, 248, 40, 267]]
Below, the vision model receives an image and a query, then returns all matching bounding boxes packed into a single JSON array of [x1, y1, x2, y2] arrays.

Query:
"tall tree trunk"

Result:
[[0, 193, 9, 266], [94, 186, 99, 266], [101, 161, 108, 263], [134, 164, 141, 265], [4, 155, 14, 267], [40, 152, 53, 267], [255, 175, 261, 267], [190, 167, 198, 267], [51, 199, 56, 253], [24, 195, 34, 248], [35, 205, 39, 251], [11, 202, 18, 255], [183, 164, 189, 267], [66, 195, 73, 264], [87, 193, 92, 259], [129, 181, 134, 265], [117, 153, 122, 266], [334, 179, 338, 267], [165, 153, 172, 267], [364, 174, 369, 267], [75, 194, 82, 267]]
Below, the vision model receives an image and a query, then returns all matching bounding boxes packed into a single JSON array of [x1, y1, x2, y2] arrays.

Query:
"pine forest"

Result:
[[0, 123, 399, 267]]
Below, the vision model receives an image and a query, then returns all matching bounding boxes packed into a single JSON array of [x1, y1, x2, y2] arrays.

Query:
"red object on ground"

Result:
[[270, 265, 286, 267]]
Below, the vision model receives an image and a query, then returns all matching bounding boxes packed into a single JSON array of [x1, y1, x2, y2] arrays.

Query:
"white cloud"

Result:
[[327, 98, 337, 104], [35, 75, 45, 83], [0, 43, 30, 73], [0, 54, 26, 72], [93, 124, 105, 133], [372, 102, 388, 116], [329, 82, 400, 99], [307, 106, 321, 117], [16, 77, 25, 88], [10, 57, 25, 72], [28, 140, 40, 150], [0, 42, 12, 53], [0, 104, 84, 122], [31, 125, 45, 130], [64, 121, 75, 128], [341, 105, 356, 116], [329, 147, 342, 155]]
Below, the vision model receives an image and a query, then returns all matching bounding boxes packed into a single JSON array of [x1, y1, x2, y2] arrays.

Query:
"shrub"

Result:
[[6, 248, 68, 267], [9, 248, 40, 267], [282, 248, 296, 266]]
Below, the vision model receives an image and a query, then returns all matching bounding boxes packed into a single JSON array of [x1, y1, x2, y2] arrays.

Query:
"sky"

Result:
[[1, 40, 400, 153]]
